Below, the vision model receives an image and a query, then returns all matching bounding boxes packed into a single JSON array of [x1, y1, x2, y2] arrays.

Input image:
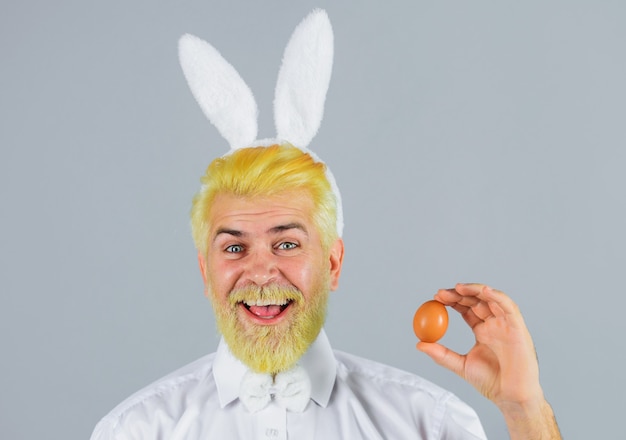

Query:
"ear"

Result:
[[179, 33, 258, 149], [274, 9, 333, 148], [328, 238, 344, 291], [197, 251, 209, 297]]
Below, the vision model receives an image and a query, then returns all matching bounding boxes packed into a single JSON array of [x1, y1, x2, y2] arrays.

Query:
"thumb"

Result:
[[416, 342, 466, 378]]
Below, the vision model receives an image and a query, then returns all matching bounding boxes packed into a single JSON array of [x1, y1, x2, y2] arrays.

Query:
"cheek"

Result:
[[281, 255, 326, 294], [207, 258, 240, 294]]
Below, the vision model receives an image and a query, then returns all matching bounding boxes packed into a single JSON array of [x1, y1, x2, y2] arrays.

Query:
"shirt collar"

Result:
[[212, 329, 337, 408]]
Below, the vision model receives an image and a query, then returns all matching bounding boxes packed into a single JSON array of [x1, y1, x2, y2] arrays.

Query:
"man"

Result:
[[91, 10, 561, 439], [91, 144, 560, 439]]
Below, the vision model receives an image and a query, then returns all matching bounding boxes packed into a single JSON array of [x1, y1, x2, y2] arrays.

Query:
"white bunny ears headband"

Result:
[[178, 9, 344, 237]]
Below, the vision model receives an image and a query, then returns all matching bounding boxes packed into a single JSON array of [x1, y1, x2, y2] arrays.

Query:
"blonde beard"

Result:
[[210, 277, 330, 374]]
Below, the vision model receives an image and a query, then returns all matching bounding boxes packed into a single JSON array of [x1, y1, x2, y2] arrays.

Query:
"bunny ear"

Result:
[[274, 9, 334, 148], [179, 33, 258, 149]]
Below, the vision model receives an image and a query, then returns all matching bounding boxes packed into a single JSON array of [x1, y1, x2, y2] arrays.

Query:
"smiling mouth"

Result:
[[242, 299, 293, 320]]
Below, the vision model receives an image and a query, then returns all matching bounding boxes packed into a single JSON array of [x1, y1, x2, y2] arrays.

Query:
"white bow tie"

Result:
[[239, 365, 311, 413]]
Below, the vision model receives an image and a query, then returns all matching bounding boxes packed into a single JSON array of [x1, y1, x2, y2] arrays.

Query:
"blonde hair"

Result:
[[191, 144, 338, 255]]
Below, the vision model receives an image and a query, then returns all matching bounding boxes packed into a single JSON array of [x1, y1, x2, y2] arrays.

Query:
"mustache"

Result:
[[228, 284, 303, 307]]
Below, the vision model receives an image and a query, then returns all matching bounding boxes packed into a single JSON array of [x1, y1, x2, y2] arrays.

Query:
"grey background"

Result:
[[1, 1, 624, 438]]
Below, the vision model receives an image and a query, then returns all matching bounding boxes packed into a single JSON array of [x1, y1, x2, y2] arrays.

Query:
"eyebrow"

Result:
[[212, 223, 308, 242], [269, 222, 308, 235], [213, 228, 245, 241]]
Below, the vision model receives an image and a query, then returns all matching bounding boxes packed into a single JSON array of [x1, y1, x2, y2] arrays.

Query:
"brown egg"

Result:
[[413, 300, 448, 343]]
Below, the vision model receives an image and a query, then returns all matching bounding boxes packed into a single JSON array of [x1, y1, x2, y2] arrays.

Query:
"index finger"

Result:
[[455, 283, 521, 320], [434, 288, 490, 329]]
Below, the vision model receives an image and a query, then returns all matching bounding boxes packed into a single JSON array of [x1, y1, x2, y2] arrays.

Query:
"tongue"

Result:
[[249, 305, 283, 318]]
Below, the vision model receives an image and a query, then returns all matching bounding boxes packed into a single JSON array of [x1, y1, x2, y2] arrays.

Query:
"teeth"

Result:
[[243, 299, 289, 307]]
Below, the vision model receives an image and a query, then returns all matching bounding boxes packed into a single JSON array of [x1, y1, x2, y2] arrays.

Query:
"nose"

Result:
[[243, 248, 279, 286]]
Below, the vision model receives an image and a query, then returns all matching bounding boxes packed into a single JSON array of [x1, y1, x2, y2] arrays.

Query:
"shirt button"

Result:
[[265, 428, 279, 438]]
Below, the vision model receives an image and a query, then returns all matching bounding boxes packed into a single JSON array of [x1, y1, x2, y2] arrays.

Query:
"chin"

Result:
[[210, 277, 331, 373], [217, 302, 327, 374]]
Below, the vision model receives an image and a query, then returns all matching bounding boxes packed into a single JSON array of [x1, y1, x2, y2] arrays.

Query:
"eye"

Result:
[[225, 244, 244, 253], [277, 241, 298, 250]]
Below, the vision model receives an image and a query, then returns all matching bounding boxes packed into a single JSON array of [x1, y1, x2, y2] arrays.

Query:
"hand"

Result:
[[416, 283, 561, 439], [417, 283, 540, 405]]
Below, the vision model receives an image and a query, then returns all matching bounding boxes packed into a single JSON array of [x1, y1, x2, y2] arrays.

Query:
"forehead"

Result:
[[208, 191, 316, 231]]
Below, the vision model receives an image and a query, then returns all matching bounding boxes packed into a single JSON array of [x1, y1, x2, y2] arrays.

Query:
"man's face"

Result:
[[198, 191, 344, 374]]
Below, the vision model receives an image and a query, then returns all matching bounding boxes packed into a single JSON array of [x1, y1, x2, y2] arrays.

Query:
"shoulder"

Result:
[[90, 353, 216, 439], [332, 350, 486, 438], [334, 349, 449, 399]]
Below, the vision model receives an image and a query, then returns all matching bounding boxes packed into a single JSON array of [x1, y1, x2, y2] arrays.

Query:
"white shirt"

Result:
[[91, 330, 486, 439]]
